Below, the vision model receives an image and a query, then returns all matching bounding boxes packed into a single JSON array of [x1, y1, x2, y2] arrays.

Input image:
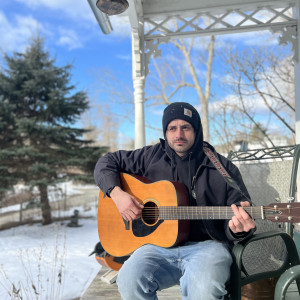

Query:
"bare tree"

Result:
[[146, 36, 215, 142], [212, 46, 294, 149], [81, 98, 102, 146], [88, 70, 134, 150], [172, 36, 215, 141]]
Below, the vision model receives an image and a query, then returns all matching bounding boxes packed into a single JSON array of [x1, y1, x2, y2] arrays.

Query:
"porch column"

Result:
[[133, 76, 146, 149], [130, 6, 146, 149], [294, 0, 300, 210], [295, 0, 300, 144]]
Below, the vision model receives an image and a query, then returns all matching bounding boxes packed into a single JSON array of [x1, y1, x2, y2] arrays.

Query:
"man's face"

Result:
[[166, 119, 195, 157]]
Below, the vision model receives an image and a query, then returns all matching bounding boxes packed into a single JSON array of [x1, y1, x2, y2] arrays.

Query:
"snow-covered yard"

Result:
[[0, 218, 101, 300], [0, 181, 102, 300]]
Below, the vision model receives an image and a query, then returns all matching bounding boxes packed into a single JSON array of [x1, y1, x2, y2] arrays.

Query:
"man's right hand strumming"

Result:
[[110, 186, 144, 221]]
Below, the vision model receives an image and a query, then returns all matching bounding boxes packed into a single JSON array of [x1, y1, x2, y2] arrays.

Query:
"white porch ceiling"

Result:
[[127, 0, 297, 42], [141, 0, 294, 17], [127, 0, 298, 78]]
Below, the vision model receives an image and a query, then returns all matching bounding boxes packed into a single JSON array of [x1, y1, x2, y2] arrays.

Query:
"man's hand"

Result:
[[229, 201, 256, 234], [110, 186, 144, 221]]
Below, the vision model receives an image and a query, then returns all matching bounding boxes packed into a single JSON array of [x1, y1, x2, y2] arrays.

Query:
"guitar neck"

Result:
[[158, 206, 264, 220]]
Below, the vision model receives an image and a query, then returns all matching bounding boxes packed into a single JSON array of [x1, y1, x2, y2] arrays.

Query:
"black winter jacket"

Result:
[[94, 139, 255, 247]]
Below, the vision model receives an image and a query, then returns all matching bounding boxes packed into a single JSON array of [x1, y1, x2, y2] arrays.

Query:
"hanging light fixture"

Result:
[[96, 0, 129, 15]]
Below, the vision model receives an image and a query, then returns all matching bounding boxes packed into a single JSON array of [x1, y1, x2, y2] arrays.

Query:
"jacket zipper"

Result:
[[191, 163, 203, 199], [165, 150, 177, 181]]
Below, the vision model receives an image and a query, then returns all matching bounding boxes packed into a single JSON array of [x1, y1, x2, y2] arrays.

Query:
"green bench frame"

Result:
[[227, 145, 300, 299]]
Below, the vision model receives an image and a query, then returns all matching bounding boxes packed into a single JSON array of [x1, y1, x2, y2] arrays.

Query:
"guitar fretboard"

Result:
[[158, 206, 264, 220]]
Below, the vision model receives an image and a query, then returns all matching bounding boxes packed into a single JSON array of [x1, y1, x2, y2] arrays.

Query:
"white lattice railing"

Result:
[[144, 3, 297, 40]]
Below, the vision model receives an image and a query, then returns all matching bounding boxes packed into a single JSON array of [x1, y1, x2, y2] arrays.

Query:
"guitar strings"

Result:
[[141, 207, 296, 210], [140, 207, 294, 212], [140, 207, 297, 219]]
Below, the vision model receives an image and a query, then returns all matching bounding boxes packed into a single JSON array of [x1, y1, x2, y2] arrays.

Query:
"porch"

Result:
[[80, 266, 300, 300], [81, 230, 300, 299]]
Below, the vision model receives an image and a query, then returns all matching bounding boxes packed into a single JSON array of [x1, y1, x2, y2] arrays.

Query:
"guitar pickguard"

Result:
[[132, 219, 164, 237]]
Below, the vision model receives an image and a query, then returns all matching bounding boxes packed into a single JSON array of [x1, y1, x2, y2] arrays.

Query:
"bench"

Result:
[[227, 145, 300, 299]]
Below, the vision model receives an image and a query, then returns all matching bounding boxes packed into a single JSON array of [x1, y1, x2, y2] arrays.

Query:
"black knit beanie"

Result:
[[162, 102, 201, 134]]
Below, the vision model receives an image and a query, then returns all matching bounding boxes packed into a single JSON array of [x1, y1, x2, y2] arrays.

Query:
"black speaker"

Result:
[[96, 0, 129, 15]]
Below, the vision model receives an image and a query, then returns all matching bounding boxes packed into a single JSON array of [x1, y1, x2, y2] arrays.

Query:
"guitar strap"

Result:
[[203, 144, 251, 202]]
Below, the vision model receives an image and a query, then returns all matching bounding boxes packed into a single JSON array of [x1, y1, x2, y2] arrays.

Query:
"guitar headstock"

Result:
[[264, 202, 300, 223]]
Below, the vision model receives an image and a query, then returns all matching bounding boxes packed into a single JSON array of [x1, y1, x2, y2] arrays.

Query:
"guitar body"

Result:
[[98, 173, 190, 257], [95, 253, 129, 271]]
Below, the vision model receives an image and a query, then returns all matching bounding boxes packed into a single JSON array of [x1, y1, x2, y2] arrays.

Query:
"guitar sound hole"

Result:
[[142, 201, 158, 225]]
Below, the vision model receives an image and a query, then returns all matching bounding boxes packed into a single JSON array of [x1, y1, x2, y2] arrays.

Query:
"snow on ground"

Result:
[[0, 181, 96, 215], [0, 218, 102, 300]]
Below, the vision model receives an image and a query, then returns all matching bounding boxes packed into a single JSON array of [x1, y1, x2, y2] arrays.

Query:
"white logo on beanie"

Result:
[[184, 108, 192, 118]]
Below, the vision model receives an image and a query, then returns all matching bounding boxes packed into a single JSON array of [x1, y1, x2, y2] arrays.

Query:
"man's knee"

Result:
[[116, 256, 159, 299], [117, 260, 144, 290]]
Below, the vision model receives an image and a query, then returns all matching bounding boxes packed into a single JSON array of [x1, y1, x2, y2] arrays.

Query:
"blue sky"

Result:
[[0, 0, 293, 147], [0, 0, 133, 92], [0, 0, 136, 144]]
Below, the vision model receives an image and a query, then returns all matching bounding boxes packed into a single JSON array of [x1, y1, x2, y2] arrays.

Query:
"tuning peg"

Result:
[[287, 197, 294, 202], [275, 197, 281, 202]]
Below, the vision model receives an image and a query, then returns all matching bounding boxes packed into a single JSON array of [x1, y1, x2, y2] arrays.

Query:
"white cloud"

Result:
[[109, 15, 131, 38], [0, 12, 46, 53], [0, 1, 115, 54], [57, 28, 83, 50], [211, 65, 293, 117], [209, 93, 270, 115], [116, 54, 131, 61], [15, 0, 93, 22], [219, 30, 279, 47], [15, 0, 132, 37]]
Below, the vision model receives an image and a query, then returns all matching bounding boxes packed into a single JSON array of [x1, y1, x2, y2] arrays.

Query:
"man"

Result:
[[94, 102, 256, 300]]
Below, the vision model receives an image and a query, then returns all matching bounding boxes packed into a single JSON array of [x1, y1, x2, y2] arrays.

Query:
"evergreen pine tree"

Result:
[[0, 96, 20, 197], [0, 36, 107, 224]]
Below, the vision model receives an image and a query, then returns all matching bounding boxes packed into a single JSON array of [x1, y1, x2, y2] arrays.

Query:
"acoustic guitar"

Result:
[[95, 253, 129, 271], [90, 241, 129, 271], [98, 173, 300, 260]]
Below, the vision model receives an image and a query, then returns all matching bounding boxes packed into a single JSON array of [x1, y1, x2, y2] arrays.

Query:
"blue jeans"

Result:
[[116, 240, 232, 300]]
